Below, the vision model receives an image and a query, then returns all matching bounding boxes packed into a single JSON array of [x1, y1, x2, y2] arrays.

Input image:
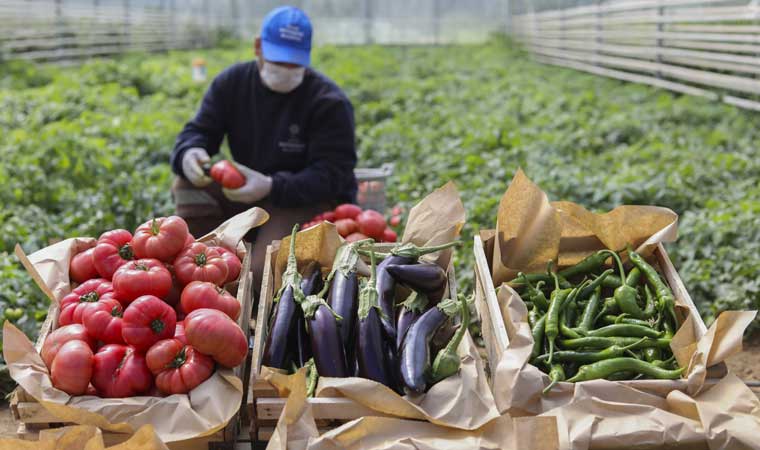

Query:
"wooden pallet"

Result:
[[473, 233, 729, 388], [248, 241, 458, 442], [9, 243, 255, 450]]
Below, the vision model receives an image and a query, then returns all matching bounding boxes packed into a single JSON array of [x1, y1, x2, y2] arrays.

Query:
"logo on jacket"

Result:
[[279, 123, 305, 153]]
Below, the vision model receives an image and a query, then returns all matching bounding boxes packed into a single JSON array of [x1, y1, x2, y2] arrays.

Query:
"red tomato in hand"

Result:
[[59, 279, 115, 326], [322, 211, 336, 222], [82, 298, 125, 344], [382, 229, 398, 243], [335, 218, 358, 237], [214, 247, 241, 284], [70, 248, 98, 283], [112, 259, 172, 303], [93, 229, 134, 280], [122, 295, 177, 351], [173, 242, 228, 287], [91, 344, 152, 397], [50, 340, 94, 395], [131, 216, 189, 262], [185, 309, 247, 368], [146, 339, 215, 394], [180, 281, 240, 320], [41, 324, 95, 368], [357, 210, 387, 240], [345, 232, 369, 243], [174, 320, 187, 345], [209, 160, 246, 189], [334, 204, 362, 220]]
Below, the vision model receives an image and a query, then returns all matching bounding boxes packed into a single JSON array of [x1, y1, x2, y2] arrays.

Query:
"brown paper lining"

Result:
[[4, 207, 269, 443], [487, 171, 760, 449], [0, 424, 169, 450]]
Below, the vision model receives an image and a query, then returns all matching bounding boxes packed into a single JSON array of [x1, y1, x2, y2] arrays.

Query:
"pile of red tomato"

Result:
[[303, 204, 398, 243], [45, 216, 248, 397]]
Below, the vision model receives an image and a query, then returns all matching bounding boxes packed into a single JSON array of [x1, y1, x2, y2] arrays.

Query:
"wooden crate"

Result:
[[248, 241, 458, 442], [472, 233, 725, 388], [9, 243, 255, 450]]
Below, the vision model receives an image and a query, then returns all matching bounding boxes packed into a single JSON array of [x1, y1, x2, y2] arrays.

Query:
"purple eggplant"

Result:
[[357, 248, 394, 387], [328, 241, 367, 372], [396, 291, 430, 349], [386, 263, 448, 302], [262, 225, 305, 370], [292, 263, 322, 367], [301, 269, 348, 377], [399, 297, 460, 393]]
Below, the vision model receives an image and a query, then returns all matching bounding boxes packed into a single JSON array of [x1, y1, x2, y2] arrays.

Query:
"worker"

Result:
[[170, 6, 358, 292]]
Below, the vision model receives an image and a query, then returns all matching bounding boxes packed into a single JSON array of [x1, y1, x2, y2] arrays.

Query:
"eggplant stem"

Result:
[[275, 225, 305, 305], [430, 294, 470, 383], [357, 248, 382, 321], [399, 291, 429, 313]]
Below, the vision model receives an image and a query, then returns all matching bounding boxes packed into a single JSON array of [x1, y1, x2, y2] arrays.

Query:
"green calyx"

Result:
[[389, 240, 460, 259], [357, 247, 382, 321], [274, 225, 305, 305], [79, 291, 99, 303], [168, 346, 188, 368], [110, 305, 123, 317], [150, 218, 160, 235], [400, 291, 429, 313], [430, 294, 471, 383], [118, 244, 134, 260], [332, 238, 373, 279], [194, 252, 207, 266], [436, 297, 460, 317], [150, 318, 165, 334]]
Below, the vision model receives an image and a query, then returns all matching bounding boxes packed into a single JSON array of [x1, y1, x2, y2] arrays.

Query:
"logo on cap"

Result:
[[280, 25, 304, 43]]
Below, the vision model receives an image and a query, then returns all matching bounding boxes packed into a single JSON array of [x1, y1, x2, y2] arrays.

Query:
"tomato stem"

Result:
[[80, 291, 99, 303], [194, 252, 207, 267], [168, 347, 187, 368], [111, 306, 123, 317], [150, 218, 160, 235], [150, 318, 165, 334], [134, 263, 148, 271], [118, 244, 134, 260]]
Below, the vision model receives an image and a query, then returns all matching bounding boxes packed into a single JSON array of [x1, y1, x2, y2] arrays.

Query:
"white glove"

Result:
[[182, 148, 212, 187], [222, 162, 273, 204]]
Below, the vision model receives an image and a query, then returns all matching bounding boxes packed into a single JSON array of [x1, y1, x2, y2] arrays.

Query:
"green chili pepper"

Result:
[[531, 314, 547, 361], [566, 357, 683, 382], [605, 371, 637, 381], [628, 248, 678, 328], [599, 314, 652, 327], [599, 249, 649, 320], [559, 336, 672, 350], [543, 363, 566, 394], [585, 324, 662, 339], [578, 286, 601, 333], [642, 284, 657, 319], [558, 251, 610, 279], [625, 267, 641, 287], [651, 355, 677, 369], [528, 306, 541, 329], [545, 273, 573, 365], [534, 338, 645, 365], [642, 347, 662, 363], [577, 269, 614, 299], [510, 272, 572, 289], [594, 297, 620, 324], [601, 274, 623, 289], [517, 273, 550, 311]]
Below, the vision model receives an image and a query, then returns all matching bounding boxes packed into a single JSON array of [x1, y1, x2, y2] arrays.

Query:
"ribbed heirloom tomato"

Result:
[[69, 247, 98, 283], [112, 258, 172, 303], [131, 216, 189, 262], [185, 308, 246, 368], [92, 229, 134, 280], [82, 298, 125, 344], [50, 340, 94, 395], [215, 246, 241, 284], [58, 279, 116, 326], [209, 160, 246, 189], [146, 338, 214, 394], [180, 281, 240, 320], [122, 295, 177, 351], [173, 243, 228, 287], [91, 344, 153, 397], [41, 324, 95, 368]]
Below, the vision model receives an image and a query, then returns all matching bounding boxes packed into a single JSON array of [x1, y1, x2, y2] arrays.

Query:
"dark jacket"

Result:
[[170, 61, 357, 207]]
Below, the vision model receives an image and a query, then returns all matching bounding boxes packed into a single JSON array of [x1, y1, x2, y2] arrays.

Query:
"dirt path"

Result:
[[726, 334, 760, 381]]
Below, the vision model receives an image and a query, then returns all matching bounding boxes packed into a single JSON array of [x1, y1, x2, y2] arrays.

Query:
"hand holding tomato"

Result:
[[209, 160, 246, 189]]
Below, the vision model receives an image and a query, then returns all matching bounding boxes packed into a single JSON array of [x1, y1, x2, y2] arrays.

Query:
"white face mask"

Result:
[[260, 61, 305, 93]]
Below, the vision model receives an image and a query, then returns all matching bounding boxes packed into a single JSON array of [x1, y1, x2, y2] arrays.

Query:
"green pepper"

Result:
[[577, 269, 614, 299], [559, 336, 672, 350], [642, 284, 657, 319], [599, 249, 649, 320], [585, 323, 662, 339], [558, 251, 610, 279], [566, 357, 684, 382], [510, 272, 572, 289], [605, 371, 637, 381], [599, 314, 652, 327], [578, 286, 601, 332], [517, 273, 550, 311], [642, 347, 661, 363], [628, 248, 678, 329], [530, 314, 547, 361], [601, 274, 623, 289], [543, 363, 566, 394], [534, 338, 644, 365], [544, 273, 573, 365], [625, 267, 641, 287]]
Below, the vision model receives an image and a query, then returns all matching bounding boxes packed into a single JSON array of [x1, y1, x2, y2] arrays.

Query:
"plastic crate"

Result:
[[354, 163, 393, 212]]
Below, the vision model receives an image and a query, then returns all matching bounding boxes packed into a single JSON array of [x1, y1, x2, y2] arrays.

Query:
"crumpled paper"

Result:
[[0, 424, 168, 450], [4, 207, 269, 443], [484, 171, 760, 449]]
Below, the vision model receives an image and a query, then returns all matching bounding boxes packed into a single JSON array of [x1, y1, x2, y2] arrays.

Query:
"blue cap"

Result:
[[260, 6, 312, 67]]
